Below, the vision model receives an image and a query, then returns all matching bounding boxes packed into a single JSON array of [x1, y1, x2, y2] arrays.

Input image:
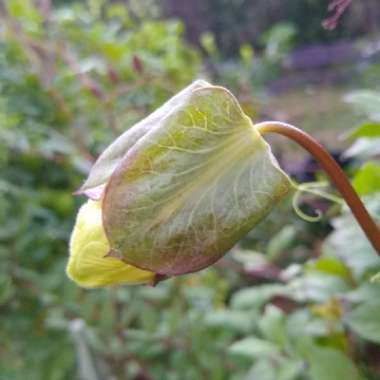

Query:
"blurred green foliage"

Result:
[[1, 1, 380, 380]]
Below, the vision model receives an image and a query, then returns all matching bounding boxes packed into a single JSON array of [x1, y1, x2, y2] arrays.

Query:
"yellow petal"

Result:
[[67, 199, 155, 288]]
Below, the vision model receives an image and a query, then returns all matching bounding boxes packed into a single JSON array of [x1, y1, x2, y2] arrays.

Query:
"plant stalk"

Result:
[[255, 121, 380, 256]]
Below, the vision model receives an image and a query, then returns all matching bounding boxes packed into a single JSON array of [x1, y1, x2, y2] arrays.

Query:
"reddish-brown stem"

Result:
[[255, 121, 380, 256]]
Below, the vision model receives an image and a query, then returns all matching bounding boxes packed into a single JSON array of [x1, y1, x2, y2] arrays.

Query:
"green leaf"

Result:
[[287, 274, 348, 303], [324, 194, 380, 278], [205, 310, 255, 333], [231, 284, 287, 310], [102, 82, 292, 275], [345, 90, 380, 122], [307, 346, 363, 380], [308, 257, 351, 280], [229, 337, 279, 359], [266, 225, 297, 261], [277, 360, 304, 380], [258, 306, 286, 346], [245, 360, 277, 380], [246, 359, 303, 380], [349, 122, 380, 139], [69, 320, 104, 380], [343, 137, 380, 160], [345, 283, 380, 303], [7, 0, 42, 27], [345, 301, 380, 344], [372, 272, 380, 283], [352, 161, 380, 195], [0, 273, 15, 305]]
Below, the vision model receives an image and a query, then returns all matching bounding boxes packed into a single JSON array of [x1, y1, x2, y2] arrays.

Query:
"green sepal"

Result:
[[101, 82, 292, 275]]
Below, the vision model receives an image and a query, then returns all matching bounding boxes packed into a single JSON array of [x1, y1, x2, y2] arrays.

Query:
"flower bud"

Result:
[[69, 80, 291, 286]]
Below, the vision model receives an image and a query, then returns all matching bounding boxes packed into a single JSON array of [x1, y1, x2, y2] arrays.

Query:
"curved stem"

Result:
[[255, 121, 380, 256]]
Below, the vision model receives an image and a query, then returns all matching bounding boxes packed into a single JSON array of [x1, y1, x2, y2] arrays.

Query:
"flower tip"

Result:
[[67, 199, 155, 288]]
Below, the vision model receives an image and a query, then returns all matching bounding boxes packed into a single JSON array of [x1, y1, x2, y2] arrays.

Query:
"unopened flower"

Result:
[[67, 199, 155, 287], [67, 80, 292, 287]]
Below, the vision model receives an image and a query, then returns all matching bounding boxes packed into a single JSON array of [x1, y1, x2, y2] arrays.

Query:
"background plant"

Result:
[[1, 1, 380, 379]]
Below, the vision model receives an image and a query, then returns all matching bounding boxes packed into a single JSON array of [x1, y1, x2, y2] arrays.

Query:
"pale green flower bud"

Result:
[[68, 80, 291, 286]]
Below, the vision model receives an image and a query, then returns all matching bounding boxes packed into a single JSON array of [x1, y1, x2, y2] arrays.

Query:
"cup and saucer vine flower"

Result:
[[67, 80, 380, 288], [67, 80, 293, 287]]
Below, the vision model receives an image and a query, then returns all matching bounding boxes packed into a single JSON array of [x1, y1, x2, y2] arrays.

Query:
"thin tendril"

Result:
[[292, 190, 322, 222], [291, 181, 343, 222]]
